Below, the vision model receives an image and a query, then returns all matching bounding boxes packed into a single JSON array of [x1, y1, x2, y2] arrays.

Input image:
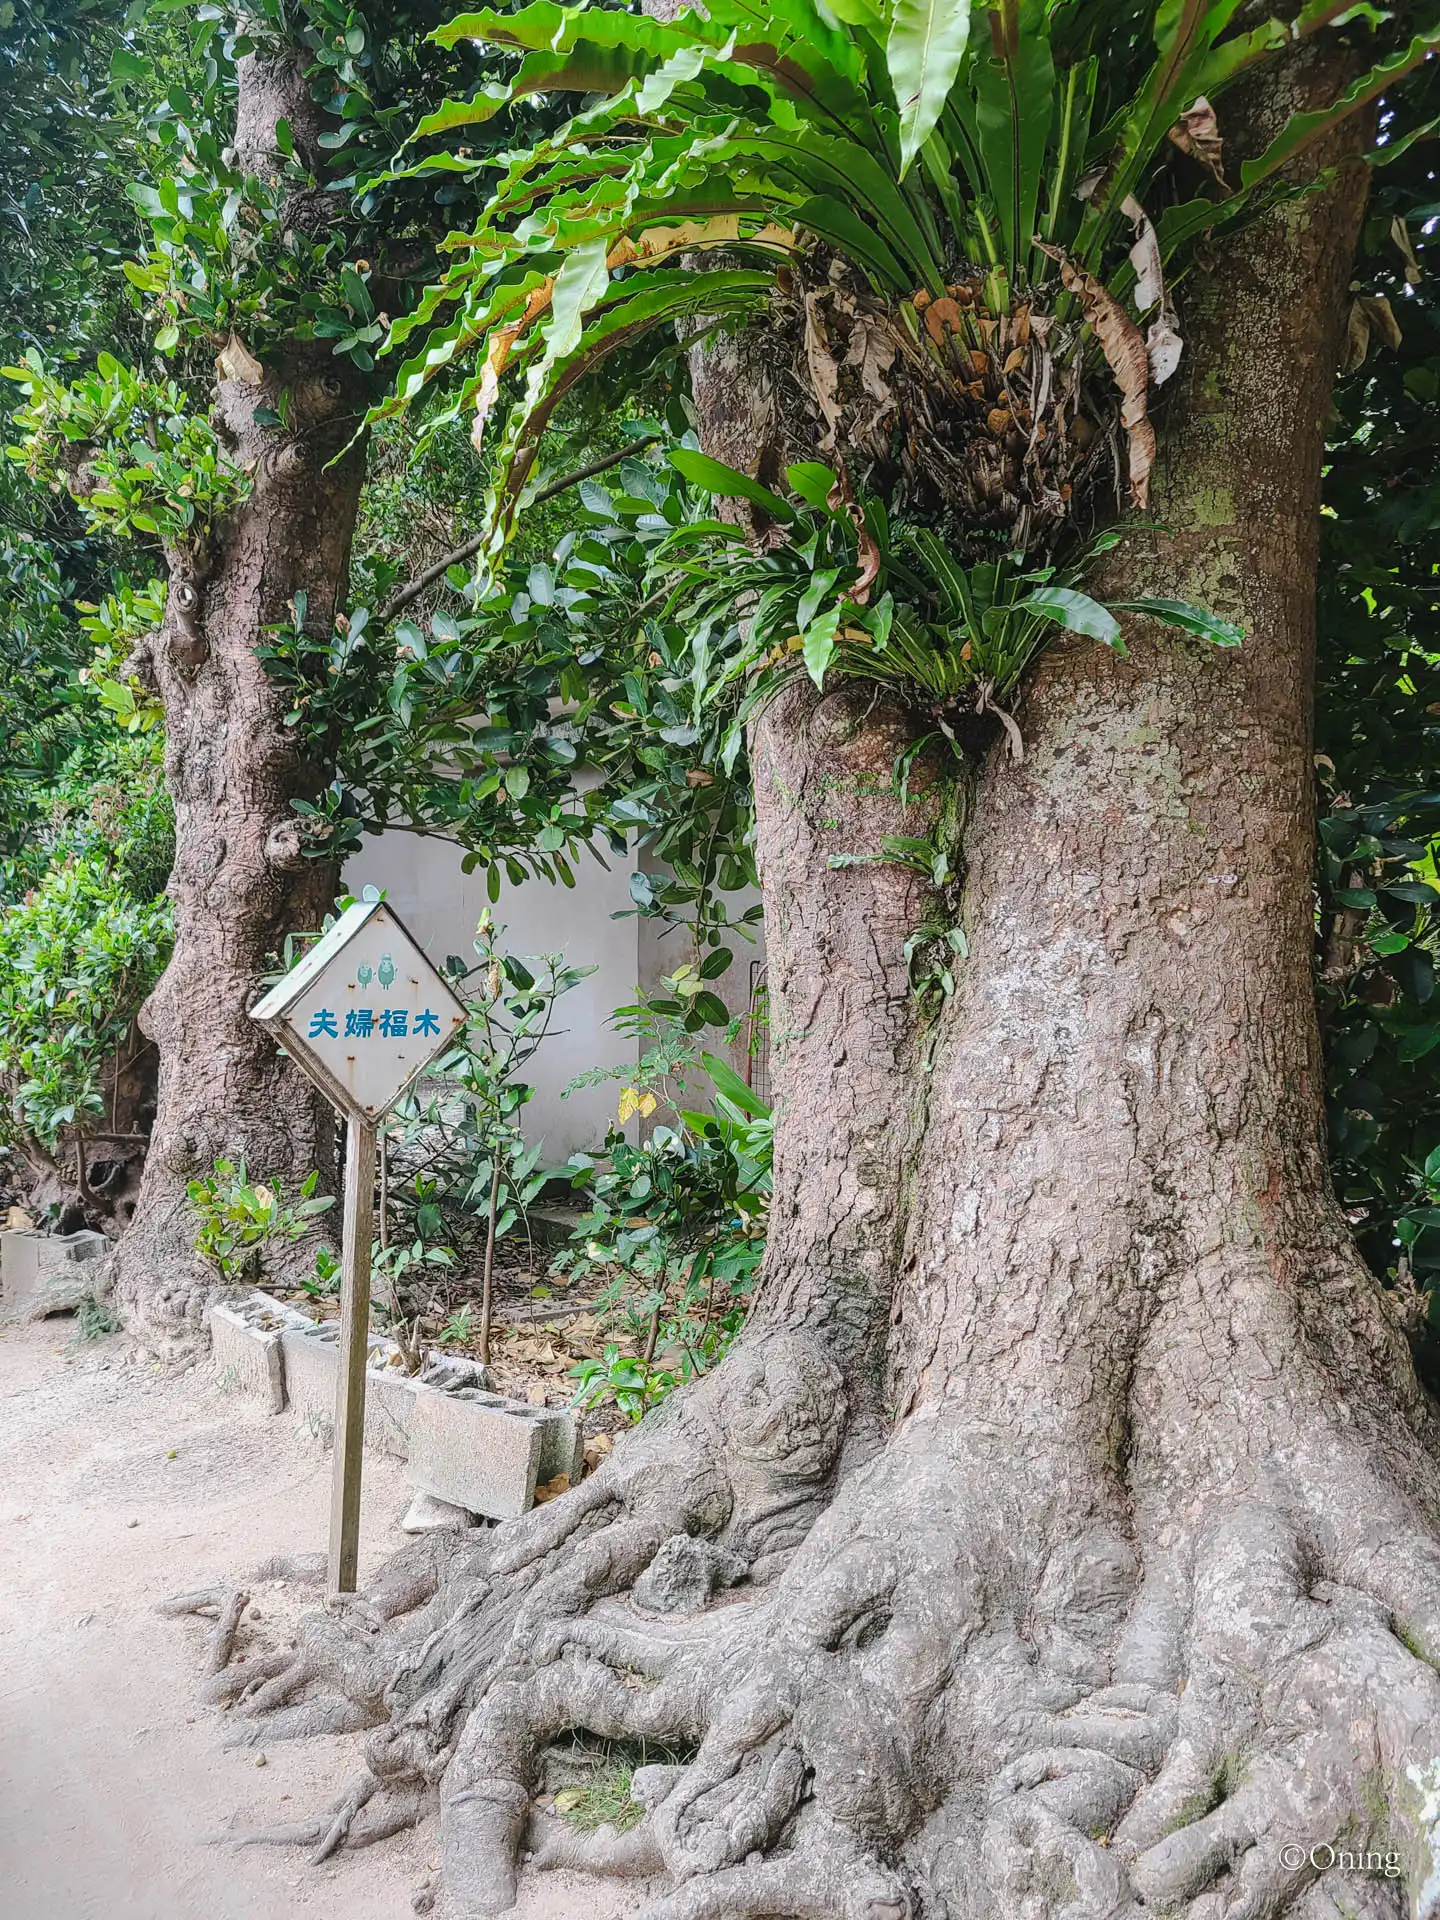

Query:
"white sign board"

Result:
[[250, 898, 468, 1122]]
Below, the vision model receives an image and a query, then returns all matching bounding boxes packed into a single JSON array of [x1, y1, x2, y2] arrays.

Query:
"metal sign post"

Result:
[[250, 897, 468, 1595]]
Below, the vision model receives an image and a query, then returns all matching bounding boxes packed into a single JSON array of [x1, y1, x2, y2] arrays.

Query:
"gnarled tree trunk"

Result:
[[112, 51, 365, 1350], [185, 48, 1440, 1920]]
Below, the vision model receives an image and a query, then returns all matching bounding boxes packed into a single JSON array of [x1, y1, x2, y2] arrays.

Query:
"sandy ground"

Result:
[[0, 1315, 643, 1920]]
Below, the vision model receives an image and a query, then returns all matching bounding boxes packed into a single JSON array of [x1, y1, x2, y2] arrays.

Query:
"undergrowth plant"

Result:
[[4, 350, 249, 548], [188, 1158, 334, 1285], [384, 910, 593, 1360], [651, 448, 1241, 759], [71, 1294, 123, 1343], [562, 1044, 772, 1418]]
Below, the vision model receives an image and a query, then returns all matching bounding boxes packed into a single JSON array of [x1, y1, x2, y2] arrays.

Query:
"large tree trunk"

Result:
[[112, 51, 365, 1350], [183, 48, 1440, 1920]]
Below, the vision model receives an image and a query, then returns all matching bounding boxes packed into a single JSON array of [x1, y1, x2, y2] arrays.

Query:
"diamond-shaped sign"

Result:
[[250, 899, 468, 1122]]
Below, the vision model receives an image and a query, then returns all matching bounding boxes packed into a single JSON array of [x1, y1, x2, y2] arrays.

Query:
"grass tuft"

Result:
[[71, 1295, 122, 1343], [555, 1761, 643, 1833]]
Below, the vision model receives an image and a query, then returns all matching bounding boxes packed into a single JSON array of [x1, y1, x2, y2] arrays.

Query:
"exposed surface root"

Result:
[[429, 1407, 1440, 1919], [206, 1587, 249, 1673], [207, 1780, 432, 1854], [174, 1325, 1440, 1918], [525, 1808, 662, 1879]]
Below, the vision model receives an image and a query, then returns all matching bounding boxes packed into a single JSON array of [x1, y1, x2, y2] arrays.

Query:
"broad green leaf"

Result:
[[904, 527, 971, 619], [700, 1050, 770, 1115], [635, 38, 716, 114], [540, 236, 610, 368], [436, 4, 698, 56], [803, 599, 843, 687], [786, 461, 838, 507], [887, 0, 972, 179], [970, 25, 1055, 280], [110, 47, 149, 83], [668, 449, 796, 522], [1371, 109, 1440, 169], [1241, 26, 1440, 191], [126, 182, 165, 219], [750, 0, 881, 25], [797, 567, 841, 631], [1108, 598, 1244, 646], [698, 0, 874, 120], [527, 563, 555, 605], [1077, 0, 1230, 264], [485, 272, 775, 555], [790, 194, 910, 293], [1018, 587, 1123, 650], [1043, 54, 1097, 244], [1399, 1024, 1440, 1063], [707, 127, 945, 288], [411, 84, 511, 140]]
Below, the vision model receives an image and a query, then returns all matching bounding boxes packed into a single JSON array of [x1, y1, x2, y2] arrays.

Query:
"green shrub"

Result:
[[0, 851, 172, 1151], [561, 1043, 771, 1418], [188, 1159, 334, 1286], [71, 1295, 122, 1343]]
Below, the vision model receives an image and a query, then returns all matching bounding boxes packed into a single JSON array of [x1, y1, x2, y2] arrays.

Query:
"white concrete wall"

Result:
[[346, 833, 638, 1160]]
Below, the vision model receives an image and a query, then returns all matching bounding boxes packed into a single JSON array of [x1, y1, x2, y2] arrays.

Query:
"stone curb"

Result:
[[206, 1288, 582, 1518], [0, 1228, 108, 1324]]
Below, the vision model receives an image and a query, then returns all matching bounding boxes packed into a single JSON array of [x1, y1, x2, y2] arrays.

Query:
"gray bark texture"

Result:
[[112, 50, 364, 1350], [180, 44, 1440, 1920]]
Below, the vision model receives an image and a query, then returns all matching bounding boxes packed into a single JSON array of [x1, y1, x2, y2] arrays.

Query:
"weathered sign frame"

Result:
[[249, 897, 468, 1124], [250, 896, 470, 1593]]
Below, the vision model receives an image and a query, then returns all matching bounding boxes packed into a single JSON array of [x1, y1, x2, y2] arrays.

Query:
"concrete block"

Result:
[[205, 1289, 581, 1503], [209, 1298, 287, 1413], [0, 1228, 108, 1322], [401, 1490, 478, 1533], [417, 1350, 578, 1483], [362, 1346, 420, 1459], [279, 1319, 419, 1458], [535, 1408, 584, 1487], [406, 1383, 551, 1521], [280, 1319, 341, 1439]]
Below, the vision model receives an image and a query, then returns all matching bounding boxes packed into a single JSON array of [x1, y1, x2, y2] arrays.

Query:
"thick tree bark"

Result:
[[112, 51, 365, 1349], [181, 44, 1440, 1920]]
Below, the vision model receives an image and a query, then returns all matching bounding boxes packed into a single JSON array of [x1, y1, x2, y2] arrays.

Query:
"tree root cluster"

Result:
[[165, 1332, 1440, 1918]]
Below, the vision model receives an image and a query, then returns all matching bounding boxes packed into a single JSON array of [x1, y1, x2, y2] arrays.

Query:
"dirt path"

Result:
[[0, 1317, 643, 1920]]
